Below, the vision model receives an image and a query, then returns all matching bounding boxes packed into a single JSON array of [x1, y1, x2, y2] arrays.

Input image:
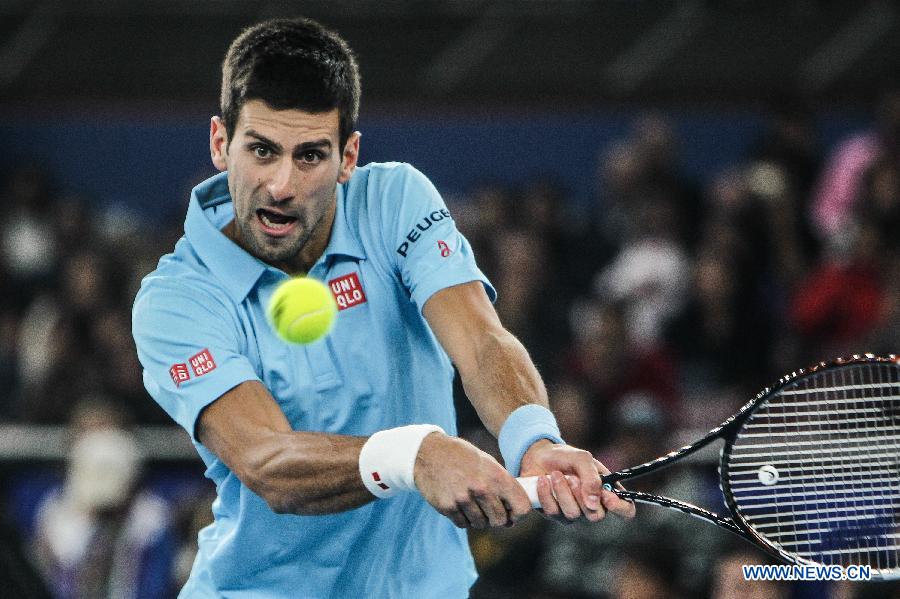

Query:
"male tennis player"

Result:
[[132, 17, 634, 598]]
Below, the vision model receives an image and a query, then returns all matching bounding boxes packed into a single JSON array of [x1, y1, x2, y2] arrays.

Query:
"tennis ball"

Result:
[[267, 277, 337, 344]]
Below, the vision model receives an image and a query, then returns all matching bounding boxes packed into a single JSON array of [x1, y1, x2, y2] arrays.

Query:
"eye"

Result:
[[250, 144, 272, 160], [301, 150, 324, 164]]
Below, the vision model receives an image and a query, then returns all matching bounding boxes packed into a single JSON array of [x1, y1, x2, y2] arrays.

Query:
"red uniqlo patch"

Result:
[[189, 349, 217, 377], [169, 363, 190, 387], [329, 272, 367, 311]]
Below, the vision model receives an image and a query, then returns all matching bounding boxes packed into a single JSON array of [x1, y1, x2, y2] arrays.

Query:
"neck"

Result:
[[282, 198, 337, 275]]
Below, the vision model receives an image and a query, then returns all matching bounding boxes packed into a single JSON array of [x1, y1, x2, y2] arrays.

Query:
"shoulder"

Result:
[[346, 162, 437, 209], [351, 161, 428, 186], [136, 236, 229, 302], [132, 253, 236, 335], [345, 162, 444, 232]]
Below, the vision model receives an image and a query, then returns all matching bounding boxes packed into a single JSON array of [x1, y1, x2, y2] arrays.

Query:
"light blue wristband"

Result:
[[498, 404, 564, 477]]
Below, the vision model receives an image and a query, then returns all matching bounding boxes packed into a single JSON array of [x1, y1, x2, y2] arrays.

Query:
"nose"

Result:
[[266, 157, 296, 203]]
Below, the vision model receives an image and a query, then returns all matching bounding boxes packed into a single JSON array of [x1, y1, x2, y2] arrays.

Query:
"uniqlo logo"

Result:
[[189, 349, 217, 377], [169, 363, 190, 387], [329, 273, 367, 311]]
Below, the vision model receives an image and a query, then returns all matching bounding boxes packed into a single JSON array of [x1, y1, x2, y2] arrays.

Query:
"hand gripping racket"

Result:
[[518, 354, 900, 579]]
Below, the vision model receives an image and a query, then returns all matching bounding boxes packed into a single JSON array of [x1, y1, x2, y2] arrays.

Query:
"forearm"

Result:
[[197, 382, 374, 516], [241, 430, 373, 515], [458, 328, 549, 436]]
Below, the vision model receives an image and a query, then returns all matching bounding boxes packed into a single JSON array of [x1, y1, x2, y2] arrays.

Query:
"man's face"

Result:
[[210, 100, 359, 271]]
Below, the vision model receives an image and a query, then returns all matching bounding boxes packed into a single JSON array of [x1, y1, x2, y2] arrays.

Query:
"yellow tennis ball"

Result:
[[267, 277, 337, 344]]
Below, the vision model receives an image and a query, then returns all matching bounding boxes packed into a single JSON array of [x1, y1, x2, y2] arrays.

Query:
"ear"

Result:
[[210, 116, 229, 172], [337, 131, 361, 184]]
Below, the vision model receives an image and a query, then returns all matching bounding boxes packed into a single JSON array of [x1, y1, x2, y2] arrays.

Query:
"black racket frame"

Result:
[[601, 354, 899, 573]]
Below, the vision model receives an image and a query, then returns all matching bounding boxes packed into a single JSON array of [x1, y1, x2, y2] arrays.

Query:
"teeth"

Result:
[[260, 212, 291, 230]]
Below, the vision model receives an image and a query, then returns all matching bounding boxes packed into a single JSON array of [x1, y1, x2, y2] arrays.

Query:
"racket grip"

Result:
[[516, 475, 576, 509]]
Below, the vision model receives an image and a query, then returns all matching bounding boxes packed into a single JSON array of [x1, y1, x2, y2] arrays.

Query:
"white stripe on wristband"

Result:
[[358, 424, 445, 498]]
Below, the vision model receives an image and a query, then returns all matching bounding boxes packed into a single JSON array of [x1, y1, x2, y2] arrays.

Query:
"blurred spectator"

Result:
[[811, 88, 900, 241], [788, 219, 887, 360], [0, 165, 58, 314], [31, 425, 176, 599], [13, 244, 167, 424], [169, 490, 215, 591], [630, 114, 704, 250], [452, 182, 513, 278], [855, 156, 900, 254], [563, 298, 679, 444], [593, 194, 690, 349], [491, 227, 569, 373], [665, 240, 774, 395], [594, 392, 668, 476], [749, 97, 822, 201]]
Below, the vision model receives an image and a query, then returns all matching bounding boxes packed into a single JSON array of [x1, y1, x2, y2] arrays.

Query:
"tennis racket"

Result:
[[518, 354, 900, 579]]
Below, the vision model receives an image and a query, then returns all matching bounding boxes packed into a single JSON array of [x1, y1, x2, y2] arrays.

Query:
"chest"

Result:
[[240, 259, 419, 434]]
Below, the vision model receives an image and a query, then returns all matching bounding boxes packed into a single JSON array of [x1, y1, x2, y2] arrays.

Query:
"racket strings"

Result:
[[725, 361, 900, 576]]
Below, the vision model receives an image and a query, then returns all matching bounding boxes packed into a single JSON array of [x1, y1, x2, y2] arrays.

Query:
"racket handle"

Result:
[[516, 475, 576, 509]]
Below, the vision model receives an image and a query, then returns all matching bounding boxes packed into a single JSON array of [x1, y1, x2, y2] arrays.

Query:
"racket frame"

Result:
[[718, 353, 900, 574], [602, 353, 899, 573]]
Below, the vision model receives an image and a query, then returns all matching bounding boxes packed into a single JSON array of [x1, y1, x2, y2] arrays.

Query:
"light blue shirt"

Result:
[[132, 163, 494, 598]]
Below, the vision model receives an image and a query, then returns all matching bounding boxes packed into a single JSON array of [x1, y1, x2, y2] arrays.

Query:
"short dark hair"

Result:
[[220, 18, 361, 150]]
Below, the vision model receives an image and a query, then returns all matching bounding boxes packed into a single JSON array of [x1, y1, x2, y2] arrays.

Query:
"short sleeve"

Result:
[[380, 164, 495, 311], [132, 278, 260, 442]]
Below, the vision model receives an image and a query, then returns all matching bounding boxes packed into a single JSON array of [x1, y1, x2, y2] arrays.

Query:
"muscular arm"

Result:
[[196, 380, 373, 515], [197, 378, 527, 527], [422, 281, 547, 434], [424, 281, 635, 522]]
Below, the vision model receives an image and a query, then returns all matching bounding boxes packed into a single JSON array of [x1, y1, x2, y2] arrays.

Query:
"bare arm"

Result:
[[196, 380, 373, 515], [198, 378, 531, 527], [423, 281, 635, 521], [422, 281, 546, 434]]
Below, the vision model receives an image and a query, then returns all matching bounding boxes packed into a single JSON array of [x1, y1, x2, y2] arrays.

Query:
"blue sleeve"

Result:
[[132, 277, 260, 442], [379, 164, 496, 311]]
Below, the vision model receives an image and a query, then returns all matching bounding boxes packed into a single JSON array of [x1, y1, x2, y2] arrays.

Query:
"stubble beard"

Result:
[[240, 213, 311, 264]]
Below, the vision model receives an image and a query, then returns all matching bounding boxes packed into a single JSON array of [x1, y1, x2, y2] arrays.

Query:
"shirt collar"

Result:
[[322, 183, 366, 262], [184, 172, 365, 303]]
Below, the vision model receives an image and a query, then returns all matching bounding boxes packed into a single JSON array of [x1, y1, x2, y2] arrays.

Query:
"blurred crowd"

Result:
[[1, 95, 899, 598]]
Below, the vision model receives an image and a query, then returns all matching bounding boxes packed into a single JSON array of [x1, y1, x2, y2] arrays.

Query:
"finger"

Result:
[[500, 499, 521, 527], [446, 508, 470, 529], [567, 456, 603, 512], [499, 475, 535, 523], [566, 474, 605, 523], [536, 475, 559, 517], [593, 458, 612, 476], [593, 458, 635, 517], [601, 488, 637, 519], [535, 476, 573, 525], [458, 498, 489, 529], [550, 471, 583, 521], [474, 492, 511, 528]]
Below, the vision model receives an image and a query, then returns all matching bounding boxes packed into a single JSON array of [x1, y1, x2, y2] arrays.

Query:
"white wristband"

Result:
[[358, 424, 445, 498]]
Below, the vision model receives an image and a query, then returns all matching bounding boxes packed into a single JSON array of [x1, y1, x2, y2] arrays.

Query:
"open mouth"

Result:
[[257, 208, 298, 235]]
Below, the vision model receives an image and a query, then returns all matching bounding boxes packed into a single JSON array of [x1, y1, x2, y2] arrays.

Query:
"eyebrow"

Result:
[[244, 130, 333, 155]]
